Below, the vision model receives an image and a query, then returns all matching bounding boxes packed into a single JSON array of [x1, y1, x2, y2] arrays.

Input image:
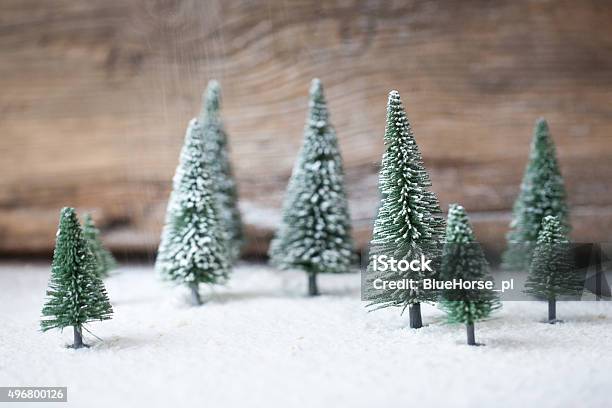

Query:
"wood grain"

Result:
[[1, 0, 612, 257]]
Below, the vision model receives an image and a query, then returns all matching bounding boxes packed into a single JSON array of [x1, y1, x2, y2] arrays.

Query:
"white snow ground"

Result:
[[0, 263, 611, 408]]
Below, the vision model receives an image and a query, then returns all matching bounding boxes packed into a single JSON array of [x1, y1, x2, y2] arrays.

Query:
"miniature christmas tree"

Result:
[[365, 90, 445, 329], [439, 204, 500, 345], [524, 215, 582, 323], [41, 207, 113, 348], [269, 79, 355, 296], [156, 119, 230, 305], [198, 80, 244, 262], [82, 213, 117, 278], [503, 118, 569, 270]]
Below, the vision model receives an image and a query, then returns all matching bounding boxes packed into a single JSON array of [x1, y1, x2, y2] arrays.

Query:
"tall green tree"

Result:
[[365, 90, 445, 328], [198, 80, 244, 262], [503, 119, 569, 270], [82, 213, 117, 278], [41, 207, 113, 348], [156, 119, 230, 305], [269, 79, 355, 296], [525, 215, 582, 323], [439, 204, 500, 345]]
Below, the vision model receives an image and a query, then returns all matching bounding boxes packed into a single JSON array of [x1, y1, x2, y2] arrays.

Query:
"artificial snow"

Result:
[[1, 263, 611, 407]]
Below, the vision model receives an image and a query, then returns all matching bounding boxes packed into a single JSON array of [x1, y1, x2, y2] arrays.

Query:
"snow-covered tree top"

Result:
[[536, 215, 568, 245], [175, 119, 215, 211], [60, 207, 77, 224], [200, 79, 222, 120], [525, 118, 564, 179], [531, 118, 553, 157], [445, 204, 476, 244], [307, 78, 329, 127], [302, 78, 339, 162], [82, 213, 103, 239]]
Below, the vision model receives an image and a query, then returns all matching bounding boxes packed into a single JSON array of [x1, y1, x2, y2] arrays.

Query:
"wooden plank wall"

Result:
[[1, 0, 611, 258]]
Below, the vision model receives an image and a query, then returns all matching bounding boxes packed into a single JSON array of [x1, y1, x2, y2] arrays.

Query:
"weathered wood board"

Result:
[[1, 0, 611, 257]]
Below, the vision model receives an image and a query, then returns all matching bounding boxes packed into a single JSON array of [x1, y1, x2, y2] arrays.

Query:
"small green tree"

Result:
[[82, 213, 117, 278], [365, 90, 445, 328], [269, 79, 355, 296], [198, 80, 244, 262], [525, 215, 582, 323], [157, 119, 230, 305], [41, 207, 113, 348], [503, 119, 569, 270], [439, 204, 500, 345]]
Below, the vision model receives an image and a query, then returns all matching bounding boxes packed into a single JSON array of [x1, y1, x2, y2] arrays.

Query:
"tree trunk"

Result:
[[308, 273, 319, 296], [409, 303, 423, 329], [466, 323, 476, 345], [190, 283, 202, 305], [548, 297, 556, 322], [73, 326, 84, 349], [595, 244, 602, 301]]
